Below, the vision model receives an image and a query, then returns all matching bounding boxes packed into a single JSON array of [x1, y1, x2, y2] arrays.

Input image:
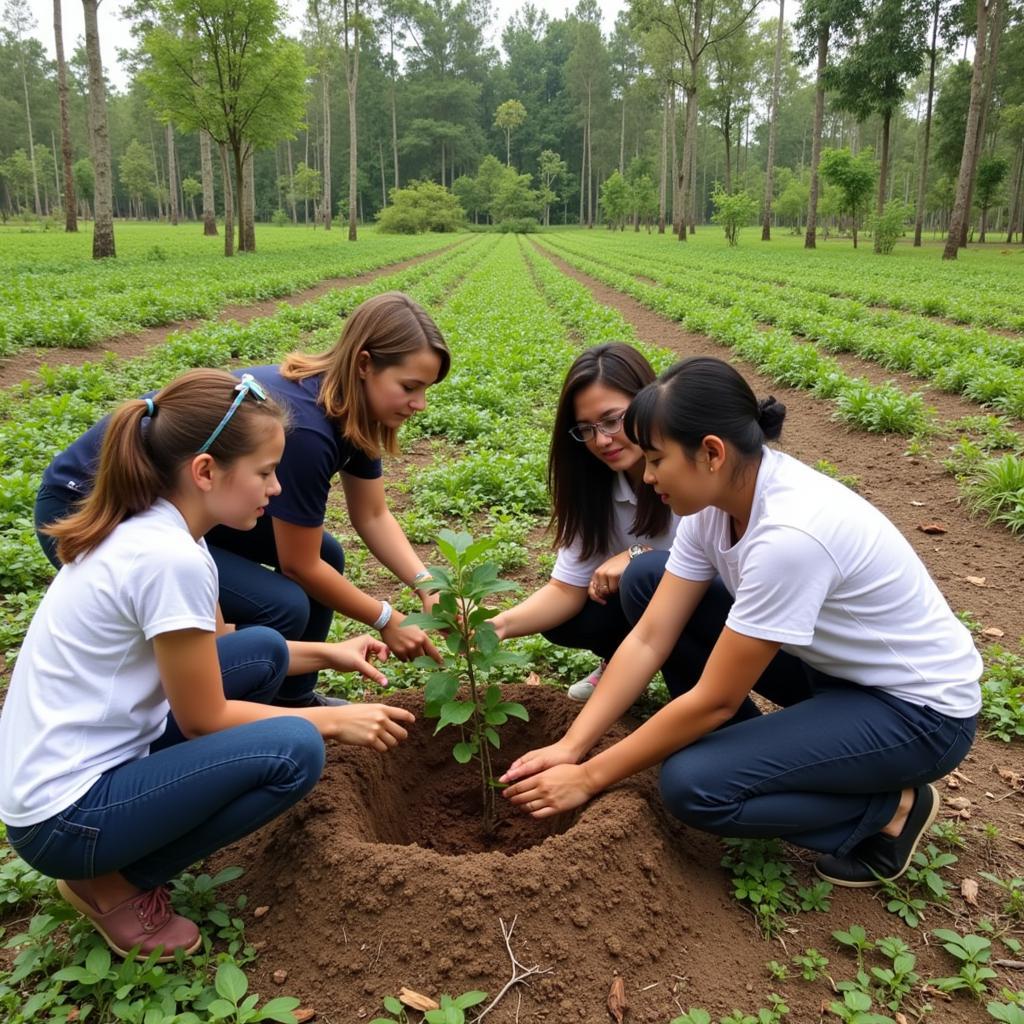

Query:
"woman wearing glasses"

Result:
[[491, 343, 679, 701], [34, 292, 449, 707]]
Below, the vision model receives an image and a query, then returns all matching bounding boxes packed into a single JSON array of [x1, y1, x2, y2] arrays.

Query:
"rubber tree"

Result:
[[82, 0, 115, 256]]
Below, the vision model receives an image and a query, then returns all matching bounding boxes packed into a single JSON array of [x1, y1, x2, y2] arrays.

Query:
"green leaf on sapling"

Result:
[[437, 701, 474, 732], [453, 742, 476, 764]]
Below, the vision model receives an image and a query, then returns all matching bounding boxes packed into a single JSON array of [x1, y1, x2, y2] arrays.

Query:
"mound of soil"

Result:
[[221, 686, 1016, 1023]]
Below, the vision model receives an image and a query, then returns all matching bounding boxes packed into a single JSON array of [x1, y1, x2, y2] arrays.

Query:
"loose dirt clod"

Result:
[[272, 969, 288, 985]]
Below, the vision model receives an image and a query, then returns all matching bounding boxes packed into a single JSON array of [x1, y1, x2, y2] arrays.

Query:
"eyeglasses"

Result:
[[569, 411, 627, 443]]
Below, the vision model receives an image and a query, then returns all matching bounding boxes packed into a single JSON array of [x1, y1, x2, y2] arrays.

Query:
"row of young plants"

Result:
[[0, 236, 492, 656], [535, 235, 1024, 538], [565, 230, 1024, 332], [0, 228, 457, 353], [551, 232, 1024, 418], [535, 234, 932, 436]]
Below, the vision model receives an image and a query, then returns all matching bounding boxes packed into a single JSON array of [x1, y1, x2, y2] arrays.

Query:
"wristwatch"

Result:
[[628, 544, 650, 561]]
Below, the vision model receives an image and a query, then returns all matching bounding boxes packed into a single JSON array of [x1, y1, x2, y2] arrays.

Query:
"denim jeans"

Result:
[[5, 628, 325, 888], [541, 592, 632, 663], [35, 485, 343, 703], [619, 552, 977, 856]]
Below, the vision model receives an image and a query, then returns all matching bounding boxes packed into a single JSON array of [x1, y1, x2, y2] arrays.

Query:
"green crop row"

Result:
[[545, 233, 1024, 418], [536, 236, 932, 436], [0, 238, 493, 650], [553, 229, 1024, 331], [0, 227, 461, 353]]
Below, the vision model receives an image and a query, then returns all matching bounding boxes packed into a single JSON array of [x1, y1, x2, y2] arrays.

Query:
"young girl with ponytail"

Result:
[[502, 356, 981, 889], [1, 369, 414, 961], [35, 292, 450, 707]]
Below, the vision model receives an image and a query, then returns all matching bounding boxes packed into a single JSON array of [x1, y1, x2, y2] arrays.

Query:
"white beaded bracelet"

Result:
[[373, 599, 393, 631]]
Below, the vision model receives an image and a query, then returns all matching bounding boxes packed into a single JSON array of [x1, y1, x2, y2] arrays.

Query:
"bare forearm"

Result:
[[287, 559, 383, 626], [183, 699, 322, 737], [560, 631, 667, 758], [496, 581, 588, 639], [354, 510, 427, 590], [583, 697, 732, 793]]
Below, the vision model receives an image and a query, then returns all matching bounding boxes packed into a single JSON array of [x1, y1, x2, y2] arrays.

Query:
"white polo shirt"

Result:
[[0, 499, 218, 827], [552, 471, 680, 588], [665, 447, 982, 717]]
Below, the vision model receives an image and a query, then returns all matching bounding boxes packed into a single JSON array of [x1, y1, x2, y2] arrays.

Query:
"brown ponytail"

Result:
[[46, 369, 286, 563]]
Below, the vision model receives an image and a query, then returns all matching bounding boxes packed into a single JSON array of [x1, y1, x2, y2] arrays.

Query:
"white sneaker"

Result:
[[567, 660, 606, 702]]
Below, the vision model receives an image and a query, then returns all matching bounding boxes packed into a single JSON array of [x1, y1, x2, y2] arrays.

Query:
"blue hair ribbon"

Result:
[[196, 374, 268, 454]]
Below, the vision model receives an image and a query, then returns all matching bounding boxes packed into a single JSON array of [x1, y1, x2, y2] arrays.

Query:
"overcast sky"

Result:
[[24, 0, 627, 91]]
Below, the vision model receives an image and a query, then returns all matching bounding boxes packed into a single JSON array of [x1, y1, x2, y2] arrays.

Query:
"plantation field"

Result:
[[1, 228, 1023, 1024]]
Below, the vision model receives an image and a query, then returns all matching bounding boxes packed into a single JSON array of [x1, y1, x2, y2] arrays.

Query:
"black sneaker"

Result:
[[814, 783, 939, 888], [274, 692, 350, 708]]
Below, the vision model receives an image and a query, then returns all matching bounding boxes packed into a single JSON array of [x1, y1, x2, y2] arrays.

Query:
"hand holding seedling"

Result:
[[500, 741, 581, 784], [380, 610, 443, 664]]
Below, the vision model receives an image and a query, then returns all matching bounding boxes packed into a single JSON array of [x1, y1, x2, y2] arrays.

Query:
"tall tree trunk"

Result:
[[82, 0, 114, 257], [379, 139, 387, 207], [242, 146, 256, 251], [322, 69, 332, 230], [689, 129, 697, 233], [1007, 140, 1024, 243], [658, 82, 669, 233], [805, 22, 829, 249], [619, 88, 627, 175], [873, 109, 892, 253], [723, 108, 733, 192], [166, 122, 179, 225], [18, 34, 42, 216], [200, 129, 218, 235], [219, 142, 234, 256], [579, 122, 587, 225], [960, 0, 1003, 247], [677, 80, 697, 241], [343, 0, 360, 242], [54, 0, 77, 231], [761, 0, 785, 241], [286, 139, 297, 223], [944, 0, 993, 259], [390, 39, 399, 189], [587, 86, 594, 227], [671, 89, 680, 232], [914, 0, 939, 246]]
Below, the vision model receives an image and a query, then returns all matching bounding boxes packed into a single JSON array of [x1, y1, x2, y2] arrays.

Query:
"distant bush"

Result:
[[711, 187, 758, 246], [377, 180, 466, 234], [498, 217, 539, 233], [870, 199, 911, 255], [271, 208, 288, 227]]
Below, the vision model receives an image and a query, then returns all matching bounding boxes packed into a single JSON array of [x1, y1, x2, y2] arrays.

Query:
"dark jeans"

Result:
[[619, 551, 977, 856], [541, 593, 632, 663], [5, 628, 325, 889], [35, 485, 344, 703]]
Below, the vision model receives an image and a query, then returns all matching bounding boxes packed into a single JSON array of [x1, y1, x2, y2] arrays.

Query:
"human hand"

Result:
[[503, 763, 596, 818], [325, 703, 415, 751], [420, 589, 441, 614], [383, 610, 443, 664], [588, 551, 631, 605], [499, 741, 581, 785], [323, 635, 390, 686]]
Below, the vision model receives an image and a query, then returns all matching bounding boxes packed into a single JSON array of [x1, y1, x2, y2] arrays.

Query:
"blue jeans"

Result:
[[5, 628, 325, 888], [542, 592, 631, 662], [619, 552, 977, 856], [36, 486, 344, 703]]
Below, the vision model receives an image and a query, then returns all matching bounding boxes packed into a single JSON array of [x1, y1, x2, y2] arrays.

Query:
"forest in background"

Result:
[[1, 0, 1022, 258]]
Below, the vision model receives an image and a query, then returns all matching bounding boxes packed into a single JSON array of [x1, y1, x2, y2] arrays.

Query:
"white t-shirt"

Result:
[[665, 447, 982, 717], [552, 471, 680, 588], [0, 499, 218, 827]]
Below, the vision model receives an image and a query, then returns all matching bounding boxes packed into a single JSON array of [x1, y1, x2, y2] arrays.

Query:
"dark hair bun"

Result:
[[757, 396, 786, 441]]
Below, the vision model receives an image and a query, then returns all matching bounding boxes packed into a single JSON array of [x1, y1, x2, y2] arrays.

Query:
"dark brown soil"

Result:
[[219, 686, 1023, 1024]]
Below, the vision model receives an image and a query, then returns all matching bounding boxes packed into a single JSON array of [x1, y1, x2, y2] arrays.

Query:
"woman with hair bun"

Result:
[[502, 356, 981, 889]]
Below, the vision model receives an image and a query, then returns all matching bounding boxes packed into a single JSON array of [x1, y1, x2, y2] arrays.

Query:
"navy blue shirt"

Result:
[[41, 366, 382, 529]]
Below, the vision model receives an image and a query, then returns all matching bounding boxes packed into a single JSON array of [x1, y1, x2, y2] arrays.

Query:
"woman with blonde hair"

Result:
[[35, 292, 450, 706]]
